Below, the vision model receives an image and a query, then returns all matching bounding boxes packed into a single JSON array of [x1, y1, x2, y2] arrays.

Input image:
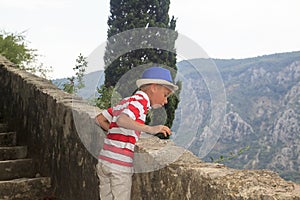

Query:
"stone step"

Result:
[[0, 132, 16, 147], [0, 123, 9, 133], [0, 146, 27, 161], [0, 113, 53, 198], [0, 177, 52, 200], [0, 159, 35, 181]]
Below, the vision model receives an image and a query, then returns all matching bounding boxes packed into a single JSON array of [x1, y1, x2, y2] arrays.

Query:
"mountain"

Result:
[[177, 51, 300, 183], [52, 70, 105, 99]]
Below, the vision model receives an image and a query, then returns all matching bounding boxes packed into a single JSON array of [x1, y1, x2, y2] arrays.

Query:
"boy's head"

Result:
[[136, 66, 178, 109]]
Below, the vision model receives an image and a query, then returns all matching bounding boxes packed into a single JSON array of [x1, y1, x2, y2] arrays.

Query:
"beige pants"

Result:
[[96, 162, 133, 200]]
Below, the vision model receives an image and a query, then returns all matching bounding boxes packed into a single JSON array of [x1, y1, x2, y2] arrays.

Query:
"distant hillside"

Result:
[[177, 51, 300, 183], [52, 70, 104, 99]]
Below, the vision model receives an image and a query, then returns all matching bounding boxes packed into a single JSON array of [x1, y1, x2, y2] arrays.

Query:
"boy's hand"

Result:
[[95, 113, 110, 131], [148, 125, 172, 137]]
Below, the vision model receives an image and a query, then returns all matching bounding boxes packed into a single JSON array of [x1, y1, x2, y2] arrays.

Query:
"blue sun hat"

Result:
[[136, 66, 178, 91]]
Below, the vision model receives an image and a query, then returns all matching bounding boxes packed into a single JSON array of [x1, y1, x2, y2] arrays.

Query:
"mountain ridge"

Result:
[[182, 51, 300, 183]]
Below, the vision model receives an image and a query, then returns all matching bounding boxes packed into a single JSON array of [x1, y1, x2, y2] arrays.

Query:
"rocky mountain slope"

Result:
[[178, 51, 300, 183]]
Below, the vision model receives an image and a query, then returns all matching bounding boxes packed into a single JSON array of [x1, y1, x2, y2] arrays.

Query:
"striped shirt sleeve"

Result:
[[102, 107, 113, 123], [122, 98, 147, 123]]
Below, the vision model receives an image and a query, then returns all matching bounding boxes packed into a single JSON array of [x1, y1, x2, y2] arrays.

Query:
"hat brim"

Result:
[[136, 79, 178, 91]]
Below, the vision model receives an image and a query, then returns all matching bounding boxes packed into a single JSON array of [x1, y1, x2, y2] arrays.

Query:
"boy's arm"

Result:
[[116, 113, 171, 137], [95, 113, 110, 131]]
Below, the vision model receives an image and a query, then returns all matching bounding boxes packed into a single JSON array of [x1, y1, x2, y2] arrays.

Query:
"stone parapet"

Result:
[[133, 137, 300, 200]]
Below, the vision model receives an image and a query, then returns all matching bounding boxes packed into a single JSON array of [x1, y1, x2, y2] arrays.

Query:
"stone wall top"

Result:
[[133, 136, 300, 200]]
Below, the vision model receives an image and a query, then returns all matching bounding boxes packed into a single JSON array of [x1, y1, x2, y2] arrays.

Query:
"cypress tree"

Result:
[[100, 0, 179, 130]]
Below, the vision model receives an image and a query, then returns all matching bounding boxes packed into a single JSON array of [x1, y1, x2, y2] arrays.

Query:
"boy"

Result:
[[95, 66, 178, 200]]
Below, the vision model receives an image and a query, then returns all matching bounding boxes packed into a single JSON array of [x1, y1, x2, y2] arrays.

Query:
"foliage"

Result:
[[63, 53, 87, 94], [210, 146, 250, 163], [0, 30, 52, 79], [0, 30, 36, 67], [100, 0, 180, 128], [96, 85, 114, 109]]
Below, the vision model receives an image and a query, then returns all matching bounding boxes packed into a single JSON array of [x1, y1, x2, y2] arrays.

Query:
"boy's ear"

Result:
[[149, 84, 157, 93]]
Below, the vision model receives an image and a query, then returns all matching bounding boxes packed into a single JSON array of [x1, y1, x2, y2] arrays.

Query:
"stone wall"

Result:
[[0, 56, 101, 199], [132, 138, 300, 200], [0, 56, 299, 200]]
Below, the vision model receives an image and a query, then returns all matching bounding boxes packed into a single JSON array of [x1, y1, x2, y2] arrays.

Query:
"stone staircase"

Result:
[[0, 114, 52, 200]]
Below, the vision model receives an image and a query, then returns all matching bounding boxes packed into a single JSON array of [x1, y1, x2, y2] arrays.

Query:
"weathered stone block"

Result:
[[0, 123, 9, 132], [0, 132, 16, 147], [0, 146, 27, 161], [0, 177, 51, 200], [0, 159, 34, 181]]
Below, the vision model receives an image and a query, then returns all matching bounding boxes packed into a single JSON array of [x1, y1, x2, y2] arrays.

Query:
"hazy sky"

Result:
[[1, 0, 300, 78]]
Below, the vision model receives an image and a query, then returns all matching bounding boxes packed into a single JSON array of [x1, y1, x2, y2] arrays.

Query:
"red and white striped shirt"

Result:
[[98, 91, 150, 172]]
